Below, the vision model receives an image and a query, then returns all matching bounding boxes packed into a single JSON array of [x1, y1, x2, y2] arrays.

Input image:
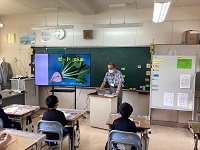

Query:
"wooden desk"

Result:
[[188, 120, 200, 150], [106, 114, 150, 150], [3, 104, 40, 131], [1, 129, 46, 150], [40, 108, 85, 150], [89, 93, 118, 130]]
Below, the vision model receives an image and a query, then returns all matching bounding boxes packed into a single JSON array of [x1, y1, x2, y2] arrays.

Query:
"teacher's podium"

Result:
[[89, 93, 118, 130]]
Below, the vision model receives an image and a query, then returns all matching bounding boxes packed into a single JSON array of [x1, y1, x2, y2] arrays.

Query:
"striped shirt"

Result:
[[103, 69, 124, 86]]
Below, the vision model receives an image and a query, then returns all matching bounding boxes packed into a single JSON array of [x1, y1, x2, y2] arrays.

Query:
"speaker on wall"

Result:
[[83, 30, 93, 39]]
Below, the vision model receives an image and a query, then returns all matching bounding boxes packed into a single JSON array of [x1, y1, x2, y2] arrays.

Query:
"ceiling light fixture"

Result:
[[31, 7, 74, 30], [93, 3, 143, 29], [93, 23, 143, 28], [0, 23, 4, 28], [153, 0, 171, 23], [31, 25, 74, 30]]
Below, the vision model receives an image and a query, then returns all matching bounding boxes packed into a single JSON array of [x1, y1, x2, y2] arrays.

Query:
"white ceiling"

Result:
[[0, 0, 199, 16]]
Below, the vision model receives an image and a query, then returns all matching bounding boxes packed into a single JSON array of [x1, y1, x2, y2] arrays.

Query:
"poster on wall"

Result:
[[7, 33, 16, 43], [163, 92, 174, 106], [20, 32, 36, 45], [41, 29, 50, 42], [180, 74, 191, 89]]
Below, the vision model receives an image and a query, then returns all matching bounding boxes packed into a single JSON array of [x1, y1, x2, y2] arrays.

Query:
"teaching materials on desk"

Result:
[[62, 111, 79, 119], [97, 89, 107, 95], [150, 55, 196, 111]]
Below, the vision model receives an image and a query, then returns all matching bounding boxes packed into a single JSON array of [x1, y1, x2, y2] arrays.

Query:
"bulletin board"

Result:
[[150, 55, 196, 111]]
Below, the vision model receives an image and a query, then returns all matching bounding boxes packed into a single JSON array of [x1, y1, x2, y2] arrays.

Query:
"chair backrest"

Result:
[[0, 118, 4, 128], [37, 120, 63, 140], [108, 130, 142, 150]]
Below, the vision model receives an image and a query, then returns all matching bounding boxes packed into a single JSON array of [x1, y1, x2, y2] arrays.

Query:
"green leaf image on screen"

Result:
[[58, 54, 90, 84]]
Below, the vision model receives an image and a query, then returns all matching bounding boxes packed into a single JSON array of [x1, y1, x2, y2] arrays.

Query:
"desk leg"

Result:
[[141, 129, 149, 150], [194, 134, 198, 150], [22, 116, 24, 131], [71, 122, 75, 150]]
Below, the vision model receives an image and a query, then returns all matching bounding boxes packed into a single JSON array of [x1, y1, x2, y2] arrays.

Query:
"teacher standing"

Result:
[[100, 62, 124, 112]]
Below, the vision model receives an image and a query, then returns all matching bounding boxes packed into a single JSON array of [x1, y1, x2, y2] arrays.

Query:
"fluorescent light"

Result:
[[92, 23, 143, 29], [153, 0, 171, 23], [109, 3, 126, 8], [31, 25, 74, 30], [0, 23, 4, 28]]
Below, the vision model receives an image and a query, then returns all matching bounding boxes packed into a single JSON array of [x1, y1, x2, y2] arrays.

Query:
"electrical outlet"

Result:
[[14, 57, 17, 62]]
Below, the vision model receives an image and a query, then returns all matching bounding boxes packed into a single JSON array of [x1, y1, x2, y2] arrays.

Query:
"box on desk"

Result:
[[182, 30, 200, 44]]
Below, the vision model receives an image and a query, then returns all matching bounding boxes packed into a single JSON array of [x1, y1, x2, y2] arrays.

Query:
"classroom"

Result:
[[0, 0, 200, 150]]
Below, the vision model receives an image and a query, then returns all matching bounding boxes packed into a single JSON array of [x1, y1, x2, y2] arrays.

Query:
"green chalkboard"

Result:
[[33, 47, 150, 90]]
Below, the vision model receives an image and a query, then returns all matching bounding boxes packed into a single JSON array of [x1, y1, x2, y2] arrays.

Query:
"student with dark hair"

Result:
[[106, 102, 136, 150], [112, 102, 136, 132], [0, 94, 21, 130], [42, 95, 73, 147]]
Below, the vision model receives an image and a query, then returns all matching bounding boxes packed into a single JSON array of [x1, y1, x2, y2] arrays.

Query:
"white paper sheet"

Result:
[[163, 92, 174, 106], [180, 74, 191, 88], [4, 107, 18, 113], [177, 93, 188, 107]]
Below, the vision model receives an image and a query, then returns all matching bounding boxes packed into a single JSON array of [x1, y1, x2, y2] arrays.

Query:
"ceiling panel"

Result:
[[174, 0, 200, 7], [0, 0, 39, 14], [0, 0, 200, 16], [17, 0, 71, 13], [0, 8, 15, 16], [136, 0, 154, 9]]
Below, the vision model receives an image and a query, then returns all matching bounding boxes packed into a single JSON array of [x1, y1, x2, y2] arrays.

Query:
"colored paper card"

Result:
[[153, 60, 162, 64], [7, 33, 16, 43], [146, 64, 151, 68], [121, 68, 126, 71], [146, 71, 150, 76], [177, 59, 192, 69], [122, 75, 125, 78], [145, 78, 149, 81], [145, 84, 150, 88], [153, 74, 159, 77], [137, 65, 141, 68], [122, 85, 124, 88]]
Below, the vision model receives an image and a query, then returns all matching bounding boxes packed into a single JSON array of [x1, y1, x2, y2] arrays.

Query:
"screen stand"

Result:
[[50, 86, 77, 109]]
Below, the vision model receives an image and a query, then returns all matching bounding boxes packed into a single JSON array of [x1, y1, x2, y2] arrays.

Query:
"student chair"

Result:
[[107, 130, 142, 150], [37, 120, 70, 150], [0, 118, 3, 128]]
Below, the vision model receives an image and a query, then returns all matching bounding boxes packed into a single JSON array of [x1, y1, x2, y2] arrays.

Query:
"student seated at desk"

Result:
[[0, 94, 21, 130], [106, 102, 136, 150], [42, 95, 73, 147], [0, 133, 11, 149]]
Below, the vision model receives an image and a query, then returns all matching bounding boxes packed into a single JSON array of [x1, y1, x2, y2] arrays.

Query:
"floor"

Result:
[[33, 111, 196, 150]]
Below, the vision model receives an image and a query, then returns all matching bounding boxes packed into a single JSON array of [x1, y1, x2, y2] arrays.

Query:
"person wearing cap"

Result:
[[42, 95, 73, 147], [100, 62, 124, 111]]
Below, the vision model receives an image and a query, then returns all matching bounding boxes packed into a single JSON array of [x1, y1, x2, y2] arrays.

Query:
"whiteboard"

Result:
[[150, 55, 196, 111]]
